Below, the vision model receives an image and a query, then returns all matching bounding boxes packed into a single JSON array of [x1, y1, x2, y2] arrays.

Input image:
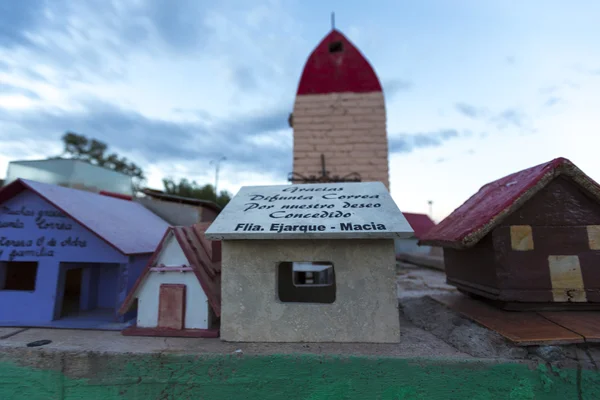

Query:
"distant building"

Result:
[[4, 158, 134, 196], [137, 189, 221, 226], [3, 159, 222, 226], [395, 212, 436, 255]]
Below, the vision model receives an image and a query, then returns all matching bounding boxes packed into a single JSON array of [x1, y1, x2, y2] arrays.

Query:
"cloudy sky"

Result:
[[1, 0, 599, 221]]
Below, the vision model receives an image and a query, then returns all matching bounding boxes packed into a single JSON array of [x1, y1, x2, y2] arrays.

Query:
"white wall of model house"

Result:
[[135, 234, 212, 329]]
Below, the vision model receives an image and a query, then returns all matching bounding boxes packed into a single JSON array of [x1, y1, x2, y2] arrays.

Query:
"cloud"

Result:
[[0, 98, 292, 176], [0, 0, 302, 98], [0, 83, 40, 99], [0, 1, 48, 49], [455, 102, 487, 119], [231, 66, 259, 92], [544, 96, 563, 107], [454, 102, 533, 133], [0, 2, 137, 83], [383, 79, 413, 99], [0, 1, 219, 84], [143, 0, 209, 51], [491, 108, 527, 130], [389, 129, 460, 154], [539, 85, 559, 95]]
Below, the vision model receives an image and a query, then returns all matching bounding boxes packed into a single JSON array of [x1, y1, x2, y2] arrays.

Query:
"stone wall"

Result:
[[292, 92, 390, 189], [220, 239, 399, 343]]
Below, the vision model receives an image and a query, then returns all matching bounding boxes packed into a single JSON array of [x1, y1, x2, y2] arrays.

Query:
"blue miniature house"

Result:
[[0, 179, 170, 330]]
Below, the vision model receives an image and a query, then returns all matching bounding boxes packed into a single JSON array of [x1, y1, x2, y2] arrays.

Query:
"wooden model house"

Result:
[[419, 157, 600, 310], [0, 179, 169, 329], [205, 181, 413, 343], [119, 223, 221, 337]]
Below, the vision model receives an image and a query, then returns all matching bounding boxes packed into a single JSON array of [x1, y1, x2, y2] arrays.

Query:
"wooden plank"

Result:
[[548, 255, 587, 302], [540, 312, 600, 342], [158, 284, 186, 330], [430, 294, 584, 346]]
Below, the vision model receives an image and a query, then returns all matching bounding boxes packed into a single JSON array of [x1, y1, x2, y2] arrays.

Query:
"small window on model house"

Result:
[[0, 262, 39, 291], [277, 262, 336, 304]]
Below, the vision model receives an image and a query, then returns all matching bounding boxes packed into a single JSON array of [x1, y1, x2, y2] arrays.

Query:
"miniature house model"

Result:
[[120, 223, 221, 337], [419, 157, 600, 310], [205, 181, 413, 343], [289, 28, 390, 189], [0, 179, 169, 329]]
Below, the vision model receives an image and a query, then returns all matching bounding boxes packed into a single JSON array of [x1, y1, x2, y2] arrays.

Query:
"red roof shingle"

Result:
[[419, 157, 600, 249]]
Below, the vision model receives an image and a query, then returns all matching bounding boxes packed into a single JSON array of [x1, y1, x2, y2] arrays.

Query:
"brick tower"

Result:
[[289, 29, 389, 189]]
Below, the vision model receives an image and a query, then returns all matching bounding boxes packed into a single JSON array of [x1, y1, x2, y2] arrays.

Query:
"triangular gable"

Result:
[[120, 224, 221, 317], [297, 29, 383, 95], [419, 157, 600, 249], [0, 179, 169, 255], [173, 224, 221, 317]]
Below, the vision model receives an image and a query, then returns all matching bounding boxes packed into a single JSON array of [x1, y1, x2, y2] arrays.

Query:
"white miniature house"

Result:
[[205, 182, 413, 343], [119, 223, 221, 337]]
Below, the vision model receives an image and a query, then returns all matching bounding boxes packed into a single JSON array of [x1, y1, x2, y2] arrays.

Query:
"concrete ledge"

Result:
[[0, 348, 597, 399], [397, 252, 445, 271]]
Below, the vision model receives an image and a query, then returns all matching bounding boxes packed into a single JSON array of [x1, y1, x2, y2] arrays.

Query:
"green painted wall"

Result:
[[1, 354, 599, 399]]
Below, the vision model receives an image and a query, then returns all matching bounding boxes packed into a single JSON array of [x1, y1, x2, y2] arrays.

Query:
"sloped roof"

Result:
[[0, 179, 169, 255], [419, 157, 600, 249], [140, 188, 221, 213], [120, 223, 221, 317], [402, 213, 436, 239], [296, 29, 382, 95]]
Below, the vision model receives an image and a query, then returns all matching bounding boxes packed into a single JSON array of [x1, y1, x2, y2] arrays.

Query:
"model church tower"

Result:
[[289, 28, 390, 189]]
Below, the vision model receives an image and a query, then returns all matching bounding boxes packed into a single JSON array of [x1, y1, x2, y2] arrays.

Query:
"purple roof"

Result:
[[0, 179, 170, 255]]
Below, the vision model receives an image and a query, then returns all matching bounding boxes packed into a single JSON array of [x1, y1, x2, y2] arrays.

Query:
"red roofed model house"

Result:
[[290, 28, 390, 188], [119, 223, 221, 337], [419, 158, 600, 310]]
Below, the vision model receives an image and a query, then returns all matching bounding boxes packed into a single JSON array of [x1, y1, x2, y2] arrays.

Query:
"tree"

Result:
[[162, 177, 232, 208], [57, 132, 146, 192], [58, 132, 145, 180], [57, 132, 231, 207]]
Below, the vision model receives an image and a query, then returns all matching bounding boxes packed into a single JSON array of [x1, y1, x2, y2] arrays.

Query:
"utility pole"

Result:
[[210, 156, 226, 199]]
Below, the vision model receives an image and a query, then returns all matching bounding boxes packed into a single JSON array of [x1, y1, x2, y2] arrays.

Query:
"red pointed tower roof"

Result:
[[296, 29, 383, 95]]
